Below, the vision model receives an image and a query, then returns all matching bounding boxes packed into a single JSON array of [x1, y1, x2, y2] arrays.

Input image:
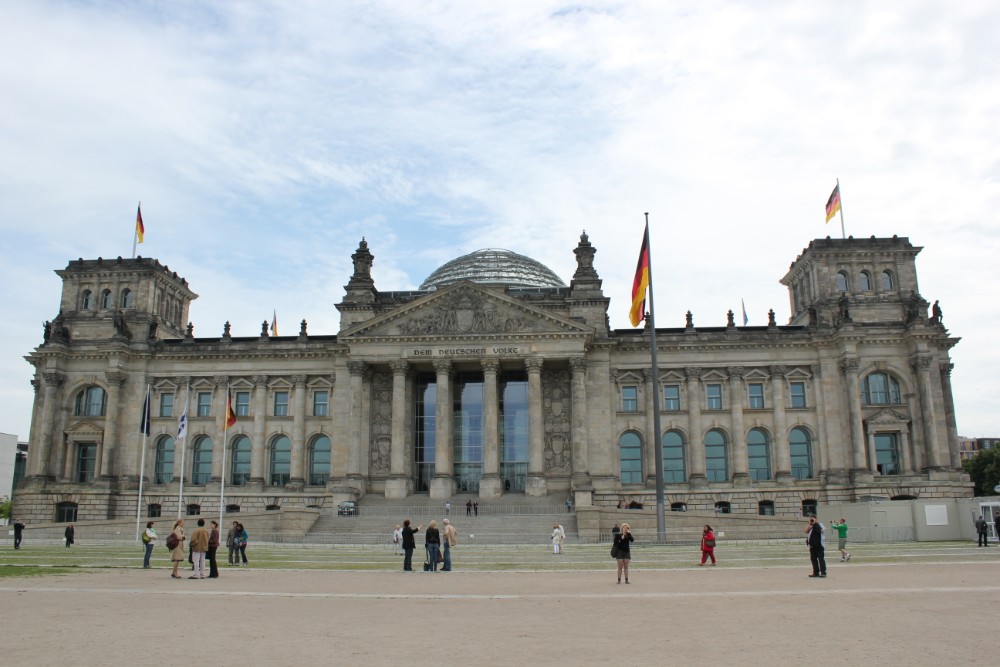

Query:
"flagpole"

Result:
[[177, 384, 189, 518], [135, 383, 151, 541], [219, 385, 230, 537], [643, 213, 667, 544], [836, 179, 846, 239], [132, 201, 140, 259]]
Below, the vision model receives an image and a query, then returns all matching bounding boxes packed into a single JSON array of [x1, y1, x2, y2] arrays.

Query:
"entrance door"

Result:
[[500, 462, 527, 492], [979, 503, 1000, 541], [872, 510, 888, 543]]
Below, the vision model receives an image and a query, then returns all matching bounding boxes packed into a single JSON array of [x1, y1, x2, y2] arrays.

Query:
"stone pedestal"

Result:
[[478, 474, 503, 499], [775, 472, 794, 487], [384, 475, 410, 499], [732, 472, 752, 488], [850, 468, 874, 485], [525, 473, 548, 497], [429, 475, 454, 499]]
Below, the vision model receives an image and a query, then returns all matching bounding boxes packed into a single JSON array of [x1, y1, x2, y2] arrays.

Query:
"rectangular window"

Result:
[[663, 384, 681, 411], [706, 384, 723, 411], [748, 383, 765, 409], [196, 392, 211, 417], [76, 443, 97, 483], [159, 393, 174, 418], [622, 386, 638, 412], [235, 391, 250, 417], [273, 391, 289, 416], [790, 382, 807, 408], [313, 390, 329, 417], [875, 433, 900, 475]]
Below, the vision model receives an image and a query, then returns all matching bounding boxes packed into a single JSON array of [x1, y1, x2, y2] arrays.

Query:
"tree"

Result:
[[962, 447, 1000, 497], [0, 496, 11, 521]]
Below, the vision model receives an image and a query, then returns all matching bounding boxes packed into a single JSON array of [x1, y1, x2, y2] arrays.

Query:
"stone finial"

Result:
[[685, 311, 694, 329], [572, 230, 599, 281], [768, 309, 777, 327], [185, 322, 194, 338], [726, 310, 735, 328], [261, 320, 270, 337], [299, 319, 308, 337], [222, 321, 232, 338]]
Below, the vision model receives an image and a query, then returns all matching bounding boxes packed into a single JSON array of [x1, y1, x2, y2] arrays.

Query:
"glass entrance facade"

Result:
[[500, 372, 528, 492], [413, 374, 437, 492], [453, 372, 484, 493]]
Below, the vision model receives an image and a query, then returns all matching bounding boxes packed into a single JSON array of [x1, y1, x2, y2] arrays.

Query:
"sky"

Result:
[[1, 1, 998, 442]]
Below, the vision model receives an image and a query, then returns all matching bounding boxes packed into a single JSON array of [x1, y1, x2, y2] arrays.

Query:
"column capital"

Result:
[[726, 366, 744, 381], [348, 360, 368, 377], [685, 367, 702, 380], [939, 362, 954, 376], [390, 359, 410, 375], [253, 374, 269, 387], [768, 365, 786, 379], [525, 356, 543, 373], [213, 375, 231, 387], [839, 357, 859, 374], [810, 363, 822, 378], [104, 370, 127, 387], [480, 358, 500, 374], [176, 375, 192, 387], [290, 374, 308, 385], [433, 359, 452, 375], [910, 354, 933, 371], [569, 357, 587, 374]]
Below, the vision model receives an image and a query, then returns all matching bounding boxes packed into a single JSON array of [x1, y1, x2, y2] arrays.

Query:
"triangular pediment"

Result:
[[866, 408, 910, 425], [65, 420, 105, 436], [343, 281, 592, 339]]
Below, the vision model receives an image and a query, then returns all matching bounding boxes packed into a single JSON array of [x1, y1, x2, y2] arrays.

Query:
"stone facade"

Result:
[[14, 234, 971, 523]]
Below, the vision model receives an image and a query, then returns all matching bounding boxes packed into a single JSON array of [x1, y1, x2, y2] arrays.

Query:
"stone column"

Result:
[[289, 374, 307, 489], [810, 363, 830, 476], [570, 357, 590, 488], [250, 375, 268, 489], [210, 376, 229, 483], [100, 370, 126, 479], [525, 357, 547, 496], [912, 355, 942, 469], [643, 368, 657, 487], [840, 358, 868, 477], [866, 428, 878, 472], [728, 367, 748, 485], [385, 360, 410, 499], [347, 361, 368, 492], [899, 425, 912, 475], [770, 365, 792, 484], [479, 359, 502, 499], [29, 371, 64, 481], [430, 359, 454, 499], [686, 368, 706, 486], [939, 363, 961, 469]]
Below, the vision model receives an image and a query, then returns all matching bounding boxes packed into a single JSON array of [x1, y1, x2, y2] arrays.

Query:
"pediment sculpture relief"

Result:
[[395, 290, 539, 336]]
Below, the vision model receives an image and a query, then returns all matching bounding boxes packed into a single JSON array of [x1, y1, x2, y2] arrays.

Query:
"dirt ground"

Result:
[[2, 560, 997, 666]]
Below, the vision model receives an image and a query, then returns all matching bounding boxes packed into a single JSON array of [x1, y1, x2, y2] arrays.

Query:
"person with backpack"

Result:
[[699, 524, 717, 566], [235, 522, 249, 565], [168, 519, 186, 579], [141, 521, 157, 568]]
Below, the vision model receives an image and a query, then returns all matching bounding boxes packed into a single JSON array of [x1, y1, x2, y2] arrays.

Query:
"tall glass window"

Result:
[[881, 270, 894, 290], [747, 383, 765, 409], [875, 433, 900, 475], [789, 427, 813, 479], [859, 271, 872, 291], [310, 435, 331, 485], [705, 429, 728, 481], [662, 430, 686, 483], [747, 428, 771, 480], [75, 443, 97, 482], [196, 392, 212, 417], [120, 288, 134, 308], [81, 289, 93, 310], [453, 373, 484, 493], [313, 390, 329, 417], [663, 384, 681, 411], [100, 289, 113, 309], [231, 435, 251, 485], [621, 385, 638, 412], [270, 435, 291, 485], [790, 382, 807, 408], [235, 391, 250, 417], [159, 392, 174, 418], [836, 272, 849, 292], [273, 391, 289, 416], [706, 384, 723, 411], [191, 436, 212, 485], [75, 386, 107, 417], [619, 431, 643, 484], [862, 372, 901, 405], [413, 374, 437, 493], [154, 436, 174, 484], [500, 372, 528, 493]]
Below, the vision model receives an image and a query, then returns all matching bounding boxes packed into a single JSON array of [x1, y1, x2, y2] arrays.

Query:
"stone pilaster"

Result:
[[770, 365, 792, 484], [728, 367, 749, 485], [100, 370, 127, 479], [686, 367, 707, 487], [479, 359, 502, 499], [430, 359, 454, 499], [289, 374, 307, 489], [570, 356, 591, 489], [386, 360, 411, 499], [525, 357, 547, 496], [250, 375, 268, 490]]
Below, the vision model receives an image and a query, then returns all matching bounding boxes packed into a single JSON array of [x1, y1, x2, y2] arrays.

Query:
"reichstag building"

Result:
[[14, 233, 970, 522]]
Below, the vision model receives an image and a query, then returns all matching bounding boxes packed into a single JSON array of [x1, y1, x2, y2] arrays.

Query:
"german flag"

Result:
[[225, 390, 237, 428], [629, 224, 650, 327], [135, 204, 145, 243], [825, 184, 841, 223]]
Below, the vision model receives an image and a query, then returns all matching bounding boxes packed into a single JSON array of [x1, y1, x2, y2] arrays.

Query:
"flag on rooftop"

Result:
[[225, 390, 237, 428], [825, 184, 841, 223], [271, 310, 279, 336], [135, 204, 145, 243], [629, 223, 651, 327]]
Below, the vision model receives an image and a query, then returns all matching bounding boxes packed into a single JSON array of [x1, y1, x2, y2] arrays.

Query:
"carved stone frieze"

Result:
[[395, 289, 537, 336], [369, 370, 392, 477], [542, 369, 572, 473]]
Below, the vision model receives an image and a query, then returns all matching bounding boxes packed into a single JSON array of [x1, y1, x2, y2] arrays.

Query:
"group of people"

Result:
[[396, 518, 458, 572], [145, 518, 248, 578]]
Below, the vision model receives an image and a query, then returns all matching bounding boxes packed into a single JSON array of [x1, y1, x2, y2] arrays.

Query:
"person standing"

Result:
[[445, 501, 451, 516], [425, 520, 441, 572], [699, 524, 717, 566], [995, 513, 1000, 547], [442, 518, 457, 571], [473, 502, 478, 517], [142, 521, 157, 568], [611, 523, 621, 541], [227, 521, 239, 565], [551, 523, 566, 554], [236, 522, 249, 565], [189, 519, 209, 579], [806, 515, 827, 578], [207, 521, 220, 578], [466, 500, 473, 516], [975, 515, 989, 547], [400, 519, 421, 572], [392, 524, 403, 555], [613, 523, 633, 584], [565, 498, 572, 513], [831, 518, 851, 561], [64, 523, 75, 548], [169, 519, 186, 579], [13, 518, 25, 549]]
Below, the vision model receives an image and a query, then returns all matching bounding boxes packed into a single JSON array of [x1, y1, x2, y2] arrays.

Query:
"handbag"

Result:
[[610, 543, 620, 559], [704, 538, 716, 548], [437, 548, 444, 563]]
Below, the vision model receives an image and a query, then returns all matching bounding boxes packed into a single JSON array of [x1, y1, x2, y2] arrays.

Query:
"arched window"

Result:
[[618, 431, 643, 484], [120, 288, 133, 309], [309, 435, 331, 486], [270, 435, 291, 486], [789, 427, 814, 479], [81, 289, 93, 310], [100, 289, 113, 309], [859, 271, 872, 291], [147, 503, 162, 518], [56, 501, 78, 523], [862, 372, 901, 405], [191, 435, 213, 485], [705, 429, 728, 482], [758, 500, 775, 516], [231, 435, 251, 486], [74, 386, 107, 417], [881, 270, 894, 290], [154, 436, 174, 484], [835, 271, 849, 292], [747, 428, 771, 480], [662, 430, 686, 483]]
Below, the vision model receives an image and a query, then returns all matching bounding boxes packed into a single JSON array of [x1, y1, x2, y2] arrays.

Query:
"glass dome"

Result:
[[419, 248, 566, 290]]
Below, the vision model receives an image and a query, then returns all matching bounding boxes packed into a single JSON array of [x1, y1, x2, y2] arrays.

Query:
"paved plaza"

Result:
[[1, 542, 997, 666]]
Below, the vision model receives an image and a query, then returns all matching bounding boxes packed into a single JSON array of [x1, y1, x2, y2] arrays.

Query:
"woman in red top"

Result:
[[699, 524, 716, 566]]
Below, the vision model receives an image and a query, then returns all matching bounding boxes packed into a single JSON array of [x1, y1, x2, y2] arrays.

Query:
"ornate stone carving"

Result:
[[368, 370, 391, 476], [543, 369, 572, 473], [481, 358, 500, 374], [104, 370, 127, 387], [810, 363, 822, 378], [685, 367, 703, 380], [569, 357, 587, 374], [291, 374, 307, 385], [390, 360, 409, 375], [396, 289, 534, 336], [213, 375, 230, 387], [525, 357, 543, 373], [768, 365, 786, 379], [433, 359, 452, 375], [839, 357, 859, 374], [910, 355, 932, 372], [348, 361, 368, 377], [252, 375, 268, 387], [727, 366, 744, 381]]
